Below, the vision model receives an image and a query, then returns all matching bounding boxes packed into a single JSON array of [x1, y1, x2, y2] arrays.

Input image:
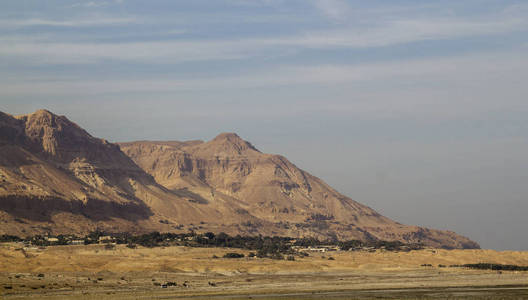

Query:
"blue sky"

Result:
[[1, 0, 528, 250]]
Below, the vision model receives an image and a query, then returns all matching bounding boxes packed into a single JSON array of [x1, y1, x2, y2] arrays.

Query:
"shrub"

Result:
[[257, 249, 268, 258], [223, 252, 245, 258], [459, 263, 528, 271], [0, 234, 22, 242], [270, 252, 284, 260]]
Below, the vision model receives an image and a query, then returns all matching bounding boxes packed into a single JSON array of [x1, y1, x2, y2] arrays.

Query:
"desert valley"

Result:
[[1, 242, 528, 299], [1, 109, 527, 299]]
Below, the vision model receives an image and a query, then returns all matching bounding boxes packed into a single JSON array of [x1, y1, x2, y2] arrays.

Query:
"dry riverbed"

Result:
[[1, 244, 527, 299]]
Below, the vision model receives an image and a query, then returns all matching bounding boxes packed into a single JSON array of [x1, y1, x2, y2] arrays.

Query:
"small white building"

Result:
[[298, 246, 337, 253], [98, 236, 113, 242]]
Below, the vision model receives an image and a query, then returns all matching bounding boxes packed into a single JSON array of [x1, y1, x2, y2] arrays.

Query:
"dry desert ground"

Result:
[[1, 243, 528, 299]]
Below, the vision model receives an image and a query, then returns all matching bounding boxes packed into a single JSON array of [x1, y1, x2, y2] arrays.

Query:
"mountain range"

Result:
[[0, 109, 479, 249]]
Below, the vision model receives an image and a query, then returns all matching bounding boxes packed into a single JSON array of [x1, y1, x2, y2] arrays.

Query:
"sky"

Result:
[[1, 0, 528, 250]]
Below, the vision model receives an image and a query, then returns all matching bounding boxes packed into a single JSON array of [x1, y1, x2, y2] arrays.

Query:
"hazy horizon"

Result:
[[1, 0, 528, 250]]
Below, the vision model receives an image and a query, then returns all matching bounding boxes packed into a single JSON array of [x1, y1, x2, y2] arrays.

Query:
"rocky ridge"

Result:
[[120, 134, 479, 249], [0, 109, 479, 249]]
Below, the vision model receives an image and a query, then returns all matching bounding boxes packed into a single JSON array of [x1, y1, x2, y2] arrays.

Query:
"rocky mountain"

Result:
[[119, 134, 479, 249], [0, 109, 479, 249], [0, 110, 234, 235]]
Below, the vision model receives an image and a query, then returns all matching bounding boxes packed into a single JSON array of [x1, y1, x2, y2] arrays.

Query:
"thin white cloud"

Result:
[[0, 13, 524, 64], [312, 0, 351, 22], [0, 16, 136, 28], [71, 0, 124, 8], [0, 40, 251, 64], [275, 17, 526, 49], [225, 0, 286, 7], [71, 2, 108, 8], [0, 8, 528, 64], [2, 50, 527, 98]]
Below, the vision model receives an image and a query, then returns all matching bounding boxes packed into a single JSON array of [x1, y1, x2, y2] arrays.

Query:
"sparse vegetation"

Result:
[[223, 252, 245, 258], [1, 244, 528, 299], [451, 263, 528, 271], [0, 231, 424, 257], [0, 234, 22, 242]]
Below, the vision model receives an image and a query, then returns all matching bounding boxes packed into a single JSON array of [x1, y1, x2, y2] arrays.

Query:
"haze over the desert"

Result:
[[2, 0, 528, 253]]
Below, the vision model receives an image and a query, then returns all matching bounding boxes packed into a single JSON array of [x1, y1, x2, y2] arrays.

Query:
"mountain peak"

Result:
[[208, 132, 259, 154], [20, 109, 86, 134], [33, 109, 54, 116], [17, 109, 57, 120], [11, 109, 98, 158], [213, 132, 242, 142]]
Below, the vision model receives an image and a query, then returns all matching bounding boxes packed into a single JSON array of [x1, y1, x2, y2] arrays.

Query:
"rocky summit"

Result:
[[0, 109, 479, 249]]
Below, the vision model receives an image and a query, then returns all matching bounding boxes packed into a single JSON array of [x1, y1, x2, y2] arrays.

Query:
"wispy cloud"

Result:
[[278, 17, 526, 49], [2, 50, 527, 101], [71, 0, 124, 8], [0, 13, 525, 65], [312, 0, 351, 22], [71, 2, 108, 8], [224, 0, 287, 7], [0, 16, 135, 28]]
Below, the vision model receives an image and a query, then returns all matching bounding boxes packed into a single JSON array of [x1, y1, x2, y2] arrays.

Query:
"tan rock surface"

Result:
[[0, 110, 236, 235], [119, 133, 478, 248]]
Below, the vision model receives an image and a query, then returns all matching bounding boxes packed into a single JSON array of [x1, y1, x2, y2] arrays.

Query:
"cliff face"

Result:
[[120, 134, 479, 249], [0, 109, 479, 249], [0, 110, 234, 236]]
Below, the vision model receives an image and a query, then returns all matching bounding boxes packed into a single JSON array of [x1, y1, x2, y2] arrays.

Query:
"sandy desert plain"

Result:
[[1, 243, 528, 299]]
